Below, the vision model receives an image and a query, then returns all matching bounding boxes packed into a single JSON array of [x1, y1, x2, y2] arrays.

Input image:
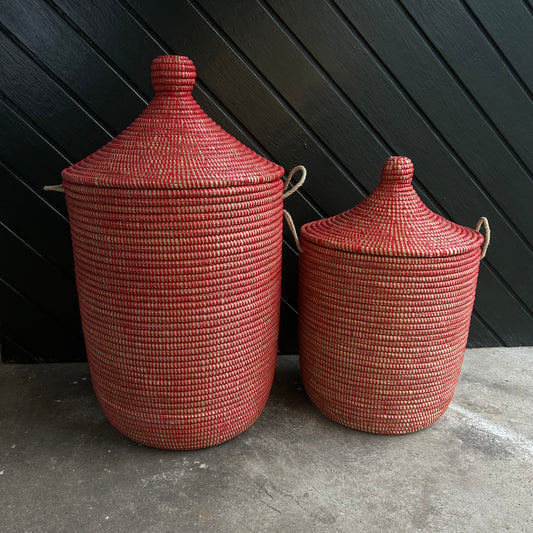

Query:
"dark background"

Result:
[[1, 0, 532, 362]]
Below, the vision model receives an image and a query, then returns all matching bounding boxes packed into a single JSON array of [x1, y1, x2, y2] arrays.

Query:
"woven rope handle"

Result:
[[282, 165, 306, 199], [282, 166, 307, 253], [475, 217, 490, 259], [44, 184, 65, 193], [283, 209, 302, 253]]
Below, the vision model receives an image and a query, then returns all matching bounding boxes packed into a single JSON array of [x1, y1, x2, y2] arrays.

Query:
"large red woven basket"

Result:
[[60, 56, 286, 449], [298, 156, 489, 434]]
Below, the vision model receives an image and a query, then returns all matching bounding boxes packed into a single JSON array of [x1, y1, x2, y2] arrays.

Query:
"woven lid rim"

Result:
[[299, 231, 483, 258], [61, 165, 285, 190]]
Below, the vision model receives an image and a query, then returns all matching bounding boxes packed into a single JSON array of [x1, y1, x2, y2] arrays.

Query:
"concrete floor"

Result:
[[1, 348, 532, 533]]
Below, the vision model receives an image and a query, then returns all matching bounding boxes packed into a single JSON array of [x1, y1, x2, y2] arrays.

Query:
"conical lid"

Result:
[[301, 156, 483, 257], [62, 55, 284, 189]]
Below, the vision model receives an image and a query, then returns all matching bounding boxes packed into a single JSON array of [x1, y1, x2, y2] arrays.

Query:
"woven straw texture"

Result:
[[299, 156, 485, 434], [61, 55, 285, 450]]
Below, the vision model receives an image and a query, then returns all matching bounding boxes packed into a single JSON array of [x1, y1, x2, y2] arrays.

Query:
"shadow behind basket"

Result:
[[298, 157, 488, 434], [61, 56, 285, 449]]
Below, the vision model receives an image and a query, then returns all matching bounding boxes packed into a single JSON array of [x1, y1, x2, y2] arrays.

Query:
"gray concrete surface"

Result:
[[1, 347, 532, 533]]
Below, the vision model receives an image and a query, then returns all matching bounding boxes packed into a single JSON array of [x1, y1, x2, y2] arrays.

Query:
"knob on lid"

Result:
[[62, 55, 284, 189], [301, 156, 484, 257], [151, 55, 196, 93]]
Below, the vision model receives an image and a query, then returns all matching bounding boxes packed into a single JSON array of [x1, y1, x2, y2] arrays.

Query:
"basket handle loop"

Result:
[[283, 209, 303, 253], [282, 165, 306, 199], [44, 184, 65, 193], [282, 166, 306, 253], [475, 217, 490, 259]]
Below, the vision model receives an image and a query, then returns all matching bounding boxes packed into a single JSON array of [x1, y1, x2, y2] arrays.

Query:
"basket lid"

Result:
[[62, 55, 284, 189], [301, 156, 484, 257]]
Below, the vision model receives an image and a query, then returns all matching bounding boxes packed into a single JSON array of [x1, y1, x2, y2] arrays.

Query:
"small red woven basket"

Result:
[[298, 156, 489, 434], [60, 56, 286, 449]]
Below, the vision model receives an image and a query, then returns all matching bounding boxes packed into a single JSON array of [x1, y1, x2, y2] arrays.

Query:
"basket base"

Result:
[[304, 383, 454, 435], [96, 385, 273, 450], [90, 358, 276, 450]]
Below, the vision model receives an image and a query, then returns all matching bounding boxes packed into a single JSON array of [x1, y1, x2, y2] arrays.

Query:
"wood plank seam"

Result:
[[460, 0, 533, 102], [395, 0, 533, 182], [0, 20, 116, 138]]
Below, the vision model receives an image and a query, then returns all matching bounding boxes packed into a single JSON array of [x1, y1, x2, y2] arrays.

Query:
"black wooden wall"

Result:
[[1, 0, 532, 362]]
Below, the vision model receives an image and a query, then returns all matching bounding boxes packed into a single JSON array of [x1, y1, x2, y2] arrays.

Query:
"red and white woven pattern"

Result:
[[62, 56, 285, 449], [299, 156, 485, 434]]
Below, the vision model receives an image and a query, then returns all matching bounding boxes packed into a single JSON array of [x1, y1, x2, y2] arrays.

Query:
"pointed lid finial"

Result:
[[300, 156, 484, 258], [150, 55, 196, 93], [61, 55, 284, 189], [380, 156, 414, 189]]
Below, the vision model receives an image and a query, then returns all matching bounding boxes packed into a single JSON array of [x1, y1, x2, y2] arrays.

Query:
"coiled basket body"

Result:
[[298, 157, 485, 434], [62, 56, 285, 449]]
